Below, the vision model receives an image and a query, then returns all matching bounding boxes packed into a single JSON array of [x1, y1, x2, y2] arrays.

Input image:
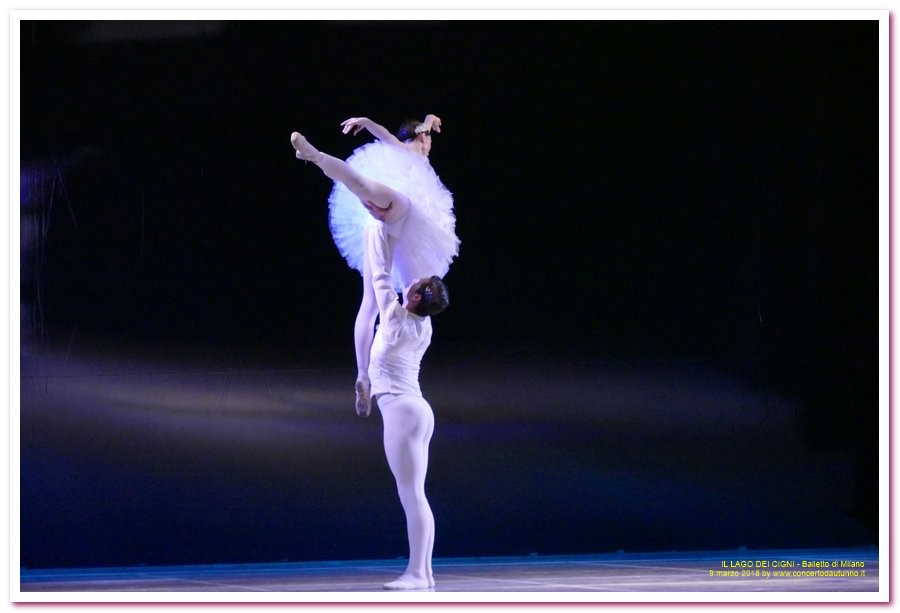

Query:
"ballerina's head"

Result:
[[396, 119, 433, 157]]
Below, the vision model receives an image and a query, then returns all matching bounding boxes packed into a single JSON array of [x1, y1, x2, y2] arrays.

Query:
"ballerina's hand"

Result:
[[341, 117, 368, 136], [424, 114, 442, 133]]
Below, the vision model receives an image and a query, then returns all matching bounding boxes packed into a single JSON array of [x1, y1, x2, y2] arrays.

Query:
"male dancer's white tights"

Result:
[[377, 392, 435, 590]]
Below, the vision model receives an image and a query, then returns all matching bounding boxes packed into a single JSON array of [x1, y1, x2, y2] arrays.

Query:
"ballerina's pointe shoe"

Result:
[[290, 131, 321, 162], [355, 376, 371, 417], [383, 575, 431, 591]]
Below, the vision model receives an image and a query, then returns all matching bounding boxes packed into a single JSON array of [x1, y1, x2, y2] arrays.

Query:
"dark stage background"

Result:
[[19, 19, 879, 569]]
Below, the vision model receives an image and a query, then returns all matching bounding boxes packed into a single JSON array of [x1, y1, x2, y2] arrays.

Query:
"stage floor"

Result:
[[19, 548, 880, 596]]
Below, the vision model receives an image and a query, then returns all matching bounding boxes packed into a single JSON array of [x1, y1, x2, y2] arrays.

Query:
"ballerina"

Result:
[[291, 115, 458, 416]]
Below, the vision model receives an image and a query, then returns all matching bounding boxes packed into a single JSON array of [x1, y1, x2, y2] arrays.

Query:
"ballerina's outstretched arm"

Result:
[[340, 117, 403, 146], [341, 114, 442, 144], [420, 114, 442, 133]]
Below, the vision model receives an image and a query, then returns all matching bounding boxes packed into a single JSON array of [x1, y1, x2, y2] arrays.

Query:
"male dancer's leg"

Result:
[[378, 393, 435, 590]]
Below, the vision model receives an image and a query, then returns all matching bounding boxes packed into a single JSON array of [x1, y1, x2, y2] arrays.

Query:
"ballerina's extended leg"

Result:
[[291, 131, 412, 415], [291, 131, 409, 221]]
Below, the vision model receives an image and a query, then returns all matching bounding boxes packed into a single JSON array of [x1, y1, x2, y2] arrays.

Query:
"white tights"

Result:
[[310, 152, 410, 380], [377, 392, 435, 589]]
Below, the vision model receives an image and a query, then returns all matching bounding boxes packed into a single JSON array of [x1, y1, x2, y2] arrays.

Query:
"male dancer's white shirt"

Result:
[[365, 222, 433, 398]]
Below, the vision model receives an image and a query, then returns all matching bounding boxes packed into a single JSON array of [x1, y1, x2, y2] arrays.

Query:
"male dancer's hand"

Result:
[[362, 199, 393, 222]]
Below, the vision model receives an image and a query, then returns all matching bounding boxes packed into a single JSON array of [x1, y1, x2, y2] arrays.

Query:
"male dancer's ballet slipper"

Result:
[[383, 575, 431, 591], [290, 131, 321, 162], [355, 376, 371, 417]]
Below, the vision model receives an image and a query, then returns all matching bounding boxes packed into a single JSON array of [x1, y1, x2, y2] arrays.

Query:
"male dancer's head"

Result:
[[403, 276, 449, 317]]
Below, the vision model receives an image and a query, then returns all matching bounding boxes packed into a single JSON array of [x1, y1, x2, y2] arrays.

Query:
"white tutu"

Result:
[[328, 140, 460, 291]]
